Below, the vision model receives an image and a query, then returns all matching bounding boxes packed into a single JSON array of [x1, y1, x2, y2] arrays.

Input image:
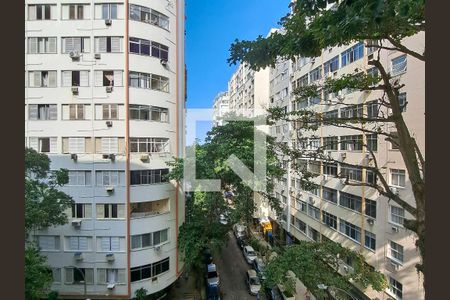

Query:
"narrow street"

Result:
[[214, 231, 258, 300]]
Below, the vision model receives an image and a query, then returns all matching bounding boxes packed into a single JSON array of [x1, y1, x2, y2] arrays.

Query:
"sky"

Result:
[[185, 0, 290, 144]]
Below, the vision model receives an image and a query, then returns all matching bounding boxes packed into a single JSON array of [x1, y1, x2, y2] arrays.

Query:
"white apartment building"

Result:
[[265, 32, 425, 300], [25, 1, 185, 298], [212, 91, 229, 126]]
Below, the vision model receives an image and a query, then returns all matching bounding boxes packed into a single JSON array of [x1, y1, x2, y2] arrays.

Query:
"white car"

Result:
[[206, 263, 219, 286], [233, 224, 247, 239], [243, 246, 257, 264], [219, 214, 228, 225], [245, 269, 261, 295]]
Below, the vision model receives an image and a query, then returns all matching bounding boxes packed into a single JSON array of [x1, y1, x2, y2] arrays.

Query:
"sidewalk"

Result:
[[166, 270, 202, 300]]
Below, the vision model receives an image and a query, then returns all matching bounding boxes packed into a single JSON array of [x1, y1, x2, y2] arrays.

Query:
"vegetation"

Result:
[[25, 148, 73, 300], [229, 0, 425, 281]]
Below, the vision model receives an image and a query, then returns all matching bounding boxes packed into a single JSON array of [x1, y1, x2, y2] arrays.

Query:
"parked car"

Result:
[[206, 263, 220, 286], [206, 283, 221, 300], [219, 214, 228, 225], [253, 257, 266, 280], [236, 236, 249, 250], [245, 269, 261, 295], [233, 223, 247, 239], [203, 248, 213, 264], [265, 286, 283, 300], [243, 245, 257, 264]]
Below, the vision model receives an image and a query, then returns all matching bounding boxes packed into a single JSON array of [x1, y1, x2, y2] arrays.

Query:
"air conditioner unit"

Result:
[[102, 154, 109, 159], [107, 283, 116, 290], [391, 187, 399, 195], [340, 152, 347, 160], [94, 53, 101, 59], [70, 153, 78, 161], [154, 245, 162, 252], [72, 219, 82, 228], [389, 260, 399, 270], [367, 218, 375, 226], [109, 154, 115, 161], [106, 186, 114, 193], [106, 253, 115, 262], [106, 86, 113, 93], [160, 59, 168, 67], [105, 19, 112, 26], [323, 174, 328, 181], [71, 87, 79, 95], [391, 226, 399, 233], [140, 154, 150, 162], [308, 197, 314, 204], [343, 265, 349, 273], [74, 252, 83, 261], [106, 121, 113, 127], [69, 51, 80, 59]]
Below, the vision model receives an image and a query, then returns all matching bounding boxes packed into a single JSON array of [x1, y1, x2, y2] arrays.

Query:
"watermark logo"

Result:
[[184, 108, 268, 193]]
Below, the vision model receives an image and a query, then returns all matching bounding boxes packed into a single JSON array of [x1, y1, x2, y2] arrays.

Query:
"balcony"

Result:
[[130, 198, 169, 219]]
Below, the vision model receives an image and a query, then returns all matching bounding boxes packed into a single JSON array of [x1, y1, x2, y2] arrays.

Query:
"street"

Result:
[[214, 231, 258, 300]]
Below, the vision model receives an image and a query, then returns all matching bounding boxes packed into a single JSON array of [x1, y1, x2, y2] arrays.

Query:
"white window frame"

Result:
[[28, 37, 57, 54], [390, 169, 406, 188], [72, 203, 92, 219], [61, 4, 90, 20], [68, 170, 91, 186], [38, 235, 60, 251], [62, 37, 90, 54], [67, 236, 90, 251], [391, 54, 407, 76], [389, 205, 405, 227], [389, 240, 404, 264], [68, 137, 86, 153], [95, 171, 125, 186]]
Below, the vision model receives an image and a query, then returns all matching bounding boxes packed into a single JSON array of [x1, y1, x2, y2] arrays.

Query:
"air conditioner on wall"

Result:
[[107, 283, 116, 290], [70, 153, 78, 161], [106, 86, 113, 93], [308, 197, 314, 204], [71, 87, 79, 95], [106, 121, 113, 127], [367, 218, 375, 226], [106, 253, 115, 262], [154, 245, 162, 252], [160, 59, 168, 67], [105, 19, 112, 26], [74, 252, 83, 261], [340, 152, 347, 160], [391, 226, 399, 233], [140, 154, 150, 162], [72, 219, 82, 228], [94, 53, 101, 59], [69, 51, 80, 59], [343, 265, 349, 273], [106, 186, 114, 193]]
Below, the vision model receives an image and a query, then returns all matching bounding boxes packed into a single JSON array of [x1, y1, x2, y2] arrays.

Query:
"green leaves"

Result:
[[25, 245, 52, 300]]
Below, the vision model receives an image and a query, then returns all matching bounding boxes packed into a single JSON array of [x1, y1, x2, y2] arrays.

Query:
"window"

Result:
[[67, 236, 90, 251], [367, 169, 377, 185], [295, 218, 307, 233], [389, 241, 404, 263], [367, 101, 379, 118], [323, 187, 337, 203], [99, 237, 121, 252], [68, 171, 92, 186], [131, 229, 169, 250], [388, 277, 403, 300], [339, 219, 361, 243], [129, 105, 169, 122], [28, 104, 57, 120], [324, 56, 339, 75], [130, 138, 170, 153], [322, 212, 337, 229], [391, 55, 407, 76], [296, 198, 307, 213], [367, 134, 378, 151], [62, 71, 89, 87], [308, 138, 321, 150], [65, 268, 94, 284], [95, 171, 126, 186], [340, 104, 363, 118], [340, 166, 363, 182], [129, 4, 169, 30], [365, 231, 376, 251], [307, 226, 320, 242], [96, 104, 121, 120], [340, 135, 363, 151], [130, 169, 169, 185], [341, 42, 364, 67], [129, 71, 169, 92], [339, 192, 362, 213], [28, 137, 57, 153], [390, 169, 406, 187], [97, 268, 126, 284], [28, 71, 57, 87], [309, 67, 322, 82], [96, 204, 126, 219], [61, 104, 90, 120], [61, 4, 89, 20], [307, 204, 320, 220], [389, 132, 400, 150], [95, 37, 123, 53], [38, 236, 60, 251], [52, 268, 61, 283], [62, 37, 90, 53], [390, 205, 405, 226], [131, 258, 170, 282], [28, 37, 57, 54], [95, 70, 123, 87], [365, 199, 377, 218], [95, 3, 123, 20], [323, 136, 338, 150], [28, 4, 56, 20], [398, 92, 407, 112], [323, 163, 338, 176], [129, 37, 169, 60], [308, 161, 321, 175], [71, 203, 92, 219], [101, 137, 119, 153]]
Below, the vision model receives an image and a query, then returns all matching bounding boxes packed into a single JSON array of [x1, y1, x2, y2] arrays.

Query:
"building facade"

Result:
[[212, 91, 229, 126], [266, 33, 425, 300], [25, 0, 185, 298]]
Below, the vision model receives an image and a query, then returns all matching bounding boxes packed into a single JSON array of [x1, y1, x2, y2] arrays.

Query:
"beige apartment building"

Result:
[[217, 29, 425, 300]]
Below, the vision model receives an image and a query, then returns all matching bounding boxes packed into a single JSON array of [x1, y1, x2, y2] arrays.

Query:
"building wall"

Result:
[[25, 0, 185, 298], [212, 91, 229, 126]]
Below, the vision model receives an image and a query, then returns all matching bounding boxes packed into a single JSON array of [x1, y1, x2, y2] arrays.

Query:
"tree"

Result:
[[228, 0, 425, 279], [25, 148, 74, 299], [264, 240, 387, 298], [168, 120, 285, 268]]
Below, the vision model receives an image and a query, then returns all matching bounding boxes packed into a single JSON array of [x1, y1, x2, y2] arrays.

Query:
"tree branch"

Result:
[[386, 37, 425, 61]]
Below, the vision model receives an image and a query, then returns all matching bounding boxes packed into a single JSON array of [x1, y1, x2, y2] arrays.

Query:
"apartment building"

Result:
[[212, 91, 229, 126], [265, 32, 425, 300], [25, 1, 185, 298]]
